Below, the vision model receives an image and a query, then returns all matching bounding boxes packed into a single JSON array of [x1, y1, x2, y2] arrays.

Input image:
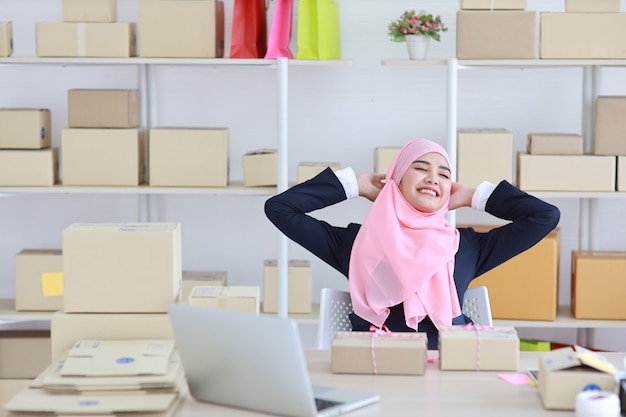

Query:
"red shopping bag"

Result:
[[230, 0, 268, 58], [265, 0, 293, 58]]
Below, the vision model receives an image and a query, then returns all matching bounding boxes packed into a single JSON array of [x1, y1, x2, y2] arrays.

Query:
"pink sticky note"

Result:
[[498, 373, 531, 385]]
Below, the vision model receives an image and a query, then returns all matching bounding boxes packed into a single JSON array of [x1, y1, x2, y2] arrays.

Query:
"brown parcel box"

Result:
[[457, 128, 513, 187], [243, 149, 277, 187], [36, 22, 136, 58], [541, 13, 626, 59], [527, 133, 584, 155], [0, 108, 51, 149], [139, 0, 224, 58], [594, 96, 626, 156], [460, 0, 526, 9], [469, 228, 559, 321], [331, 331, 427, 375], [0, 331, 51, 378], [68, 89, 140, 128], [456, 11, 538, 59], [572, 250, 626, 319], [297, 162, 341, 184], [263, 259, 312, 314], [439, 325, 519, 371], [62, 223, 182, 313], [50, 311, 174, 362], [62, 0, 117, 23], [149, 127, 229, 187], [181, 270, 227, 302], [538, 347, 617, 410], [0, 21, 13, 57], [0, 149, 59, 186], [188, 286, 260, 315], [374, 147, 401, 174], [517, 153, 616, 191], [565, 0, 620, 13], [61, 128, 146, 186], [14, 249, 63, 312]]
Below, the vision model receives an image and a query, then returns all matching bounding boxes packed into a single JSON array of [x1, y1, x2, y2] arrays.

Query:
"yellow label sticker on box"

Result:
[[41, 272, 63, 296]]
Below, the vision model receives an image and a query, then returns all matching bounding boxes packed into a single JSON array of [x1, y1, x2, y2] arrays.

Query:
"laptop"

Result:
[[167, 303, 379, 417]]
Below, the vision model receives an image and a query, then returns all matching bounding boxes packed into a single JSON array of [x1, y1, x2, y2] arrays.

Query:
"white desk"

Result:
[[174, 350, 626, 417]]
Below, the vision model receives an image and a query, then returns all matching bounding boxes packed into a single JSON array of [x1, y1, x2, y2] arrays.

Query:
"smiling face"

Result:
[[398, 152, 452, 213]]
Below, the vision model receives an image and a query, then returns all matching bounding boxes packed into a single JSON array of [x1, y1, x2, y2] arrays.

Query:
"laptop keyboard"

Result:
[[315, 398, 343, 411]]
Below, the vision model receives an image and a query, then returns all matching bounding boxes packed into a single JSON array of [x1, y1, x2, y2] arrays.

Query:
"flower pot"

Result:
[[405, 35, 430, 60]]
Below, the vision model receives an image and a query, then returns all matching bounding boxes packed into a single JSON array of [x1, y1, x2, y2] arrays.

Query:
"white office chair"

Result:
[[314, 287, 353, 350], [315, 285, 493, 350], [462, 285, 493, 326]]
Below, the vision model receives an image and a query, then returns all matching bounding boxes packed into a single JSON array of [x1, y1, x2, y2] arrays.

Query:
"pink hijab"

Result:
[[348, 139, 461, 330]]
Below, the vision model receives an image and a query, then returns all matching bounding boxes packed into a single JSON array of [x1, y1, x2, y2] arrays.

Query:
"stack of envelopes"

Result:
[[3, 339, 185, 417]]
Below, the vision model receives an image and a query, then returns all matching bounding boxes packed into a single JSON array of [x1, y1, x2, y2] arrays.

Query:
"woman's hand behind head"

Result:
[[357, 173, 386, 202]]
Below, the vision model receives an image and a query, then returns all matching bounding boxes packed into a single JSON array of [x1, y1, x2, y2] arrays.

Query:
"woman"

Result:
[[264, 139, 560, 349]]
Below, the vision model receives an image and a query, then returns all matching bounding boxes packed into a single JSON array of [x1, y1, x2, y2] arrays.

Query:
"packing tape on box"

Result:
[[575, 390, 619, 417], [77, 23, 86, 57]]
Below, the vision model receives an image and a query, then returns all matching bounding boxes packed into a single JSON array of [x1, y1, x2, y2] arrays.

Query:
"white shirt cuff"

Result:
[[335, 167, 359, 199], [471, 181, 497, 211]]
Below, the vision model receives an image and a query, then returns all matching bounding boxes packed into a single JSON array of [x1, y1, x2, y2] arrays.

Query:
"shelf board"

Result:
[[0, 57, 352, 67], [0, 182, 278, 196], [493, 305, 626, 329], [527, 190, 626, 199], [381, 58, 626, 68], [381, 59, 447, 67]]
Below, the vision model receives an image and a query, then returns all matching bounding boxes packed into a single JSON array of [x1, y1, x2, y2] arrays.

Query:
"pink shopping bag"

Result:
[[265, 0, 293, 58]]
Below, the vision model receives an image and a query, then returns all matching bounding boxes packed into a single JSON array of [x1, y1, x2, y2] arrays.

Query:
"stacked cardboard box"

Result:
[[62, 89, 145, 186], [36, 0, 134, 57], [0, 109, 58, 186], [457, 129, 513, 187], [4, 339, 184, 417], [14, 249, 64, 312], [297, 162, 341, 184], [242, 149, 277, 187], [263, 259, 312, 314], [0, 21, 13, 57]]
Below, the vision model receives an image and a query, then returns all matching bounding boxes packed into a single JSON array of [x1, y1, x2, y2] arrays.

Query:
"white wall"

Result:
[[1, 0, 626, 350]]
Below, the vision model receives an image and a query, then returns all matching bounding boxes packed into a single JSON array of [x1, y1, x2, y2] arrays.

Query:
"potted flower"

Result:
[[387, 10, 447, 60]]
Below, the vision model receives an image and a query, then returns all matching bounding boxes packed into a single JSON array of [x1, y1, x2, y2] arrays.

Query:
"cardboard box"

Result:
[[331, 331, 428, 375], [62, 223, 182, 313], [0, 149, 59, 186], [468, 228, 559, 320], [538, 347, 617, 410], [0, 380, 32, 417], [457, 129, 513, 187], [0, 108, 51, 149], [517, 153, 615, 191], [618, 156, 626, 191], [541, 13, 626, 59], [594, 96, 626, 156], [457, 11, 539, 59], [50, 311, 174, 362], [0, 21, 13, 57], [62, 0, 117, 22], [4, 388, 179, 415], [263, 259, 312, 314], [242, 149, 277, 187], [527, 133, 584, 155], [182, 270, 227, 302], [36, 22, 136, 57], [68, 89, 140, 128], [61, 128, 146, 186], [460, 0, 526, 10], [572, 250, 626, 319], [565, 0, 620, 12], [297, 162, 341, 184], [438, 325, 519, 371], [14, 249, 63, 312], [0, 331, 51, 378], [149, 127, 229, 187], [188, 286, 260, 315], [60, 339, 174, 376], [139, 0, 224, 58], [374, 146, 401, 174]]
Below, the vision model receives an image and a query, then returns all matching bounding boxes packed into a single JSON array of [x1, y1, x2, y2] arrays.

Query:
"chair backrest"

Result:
[[315, 287, 353, 350], [462, 286, 493, 326]]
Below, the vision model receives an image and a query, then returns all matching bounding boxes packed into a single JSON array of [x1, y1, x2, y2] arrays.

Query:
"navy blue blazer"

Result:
[[264, 168, 560, 349]]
